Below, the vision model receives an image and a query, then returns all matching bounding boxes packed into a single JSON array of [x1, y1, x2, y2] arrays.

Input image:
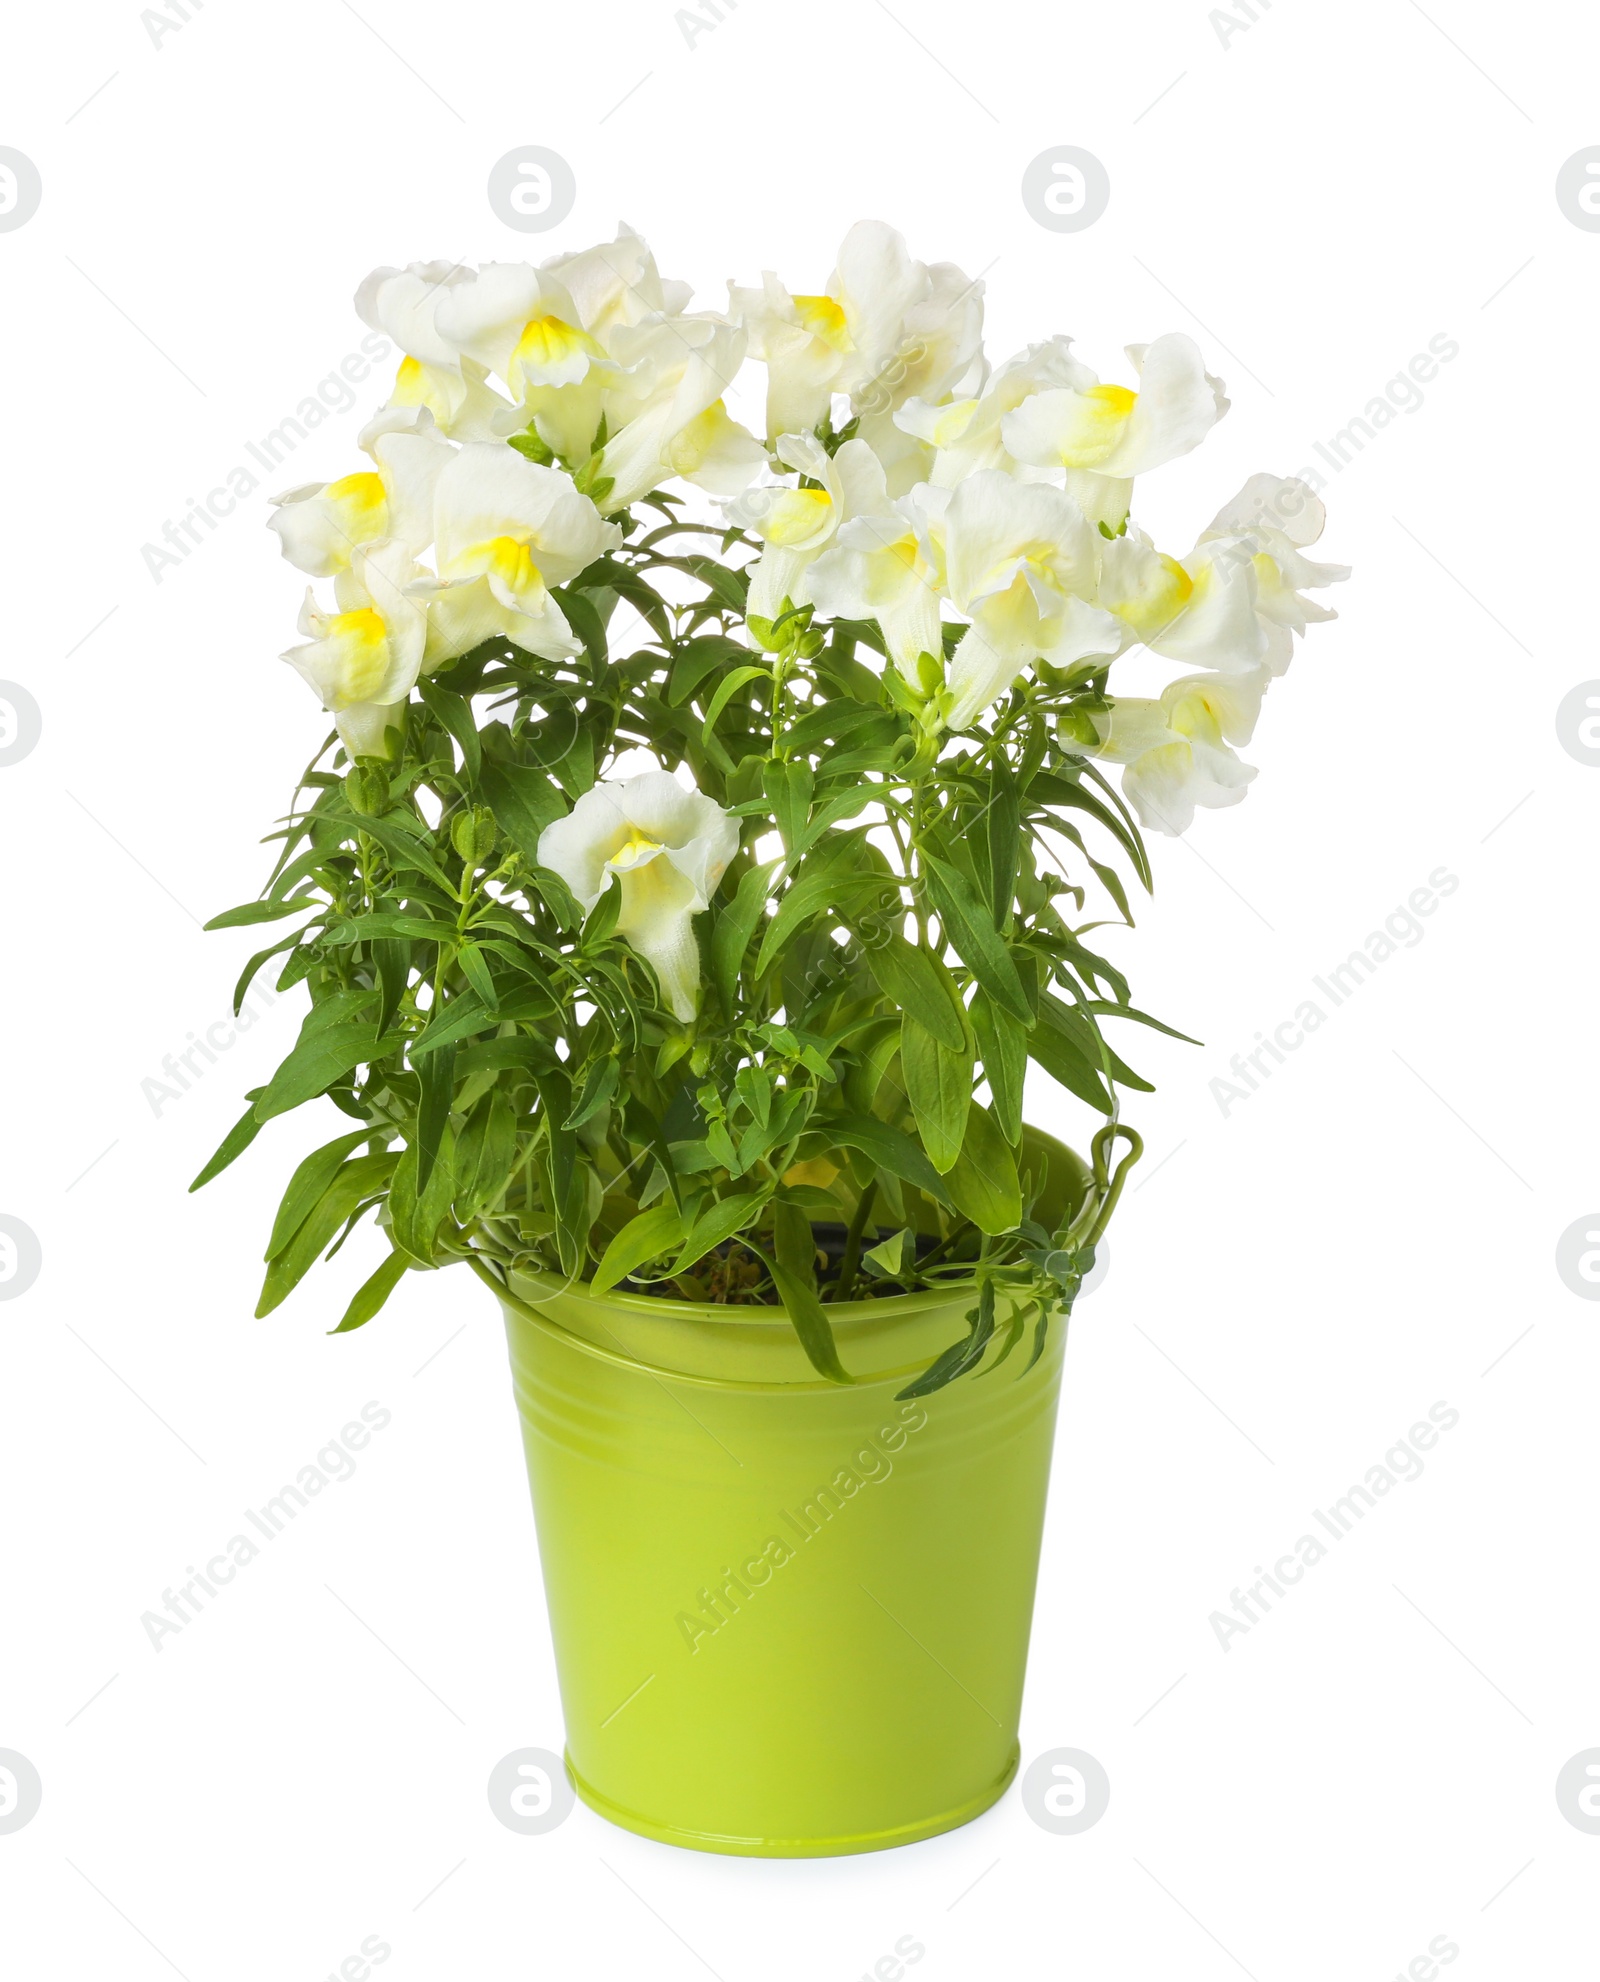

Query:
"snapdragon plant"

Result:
[[197, 223, 1344, 1395]]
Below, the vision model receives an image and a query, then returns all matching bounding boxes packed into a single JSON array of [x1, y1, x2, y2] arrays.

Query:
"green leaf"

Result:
[[564, 1057, 619, 1129], [416, 1040, 457, 1191], [454, 941, 497, 1008], [668, 1191, 768, 1276], [189, 1094, 267, 1191], [944, 1104, 1022, 1235], [784, 697, 894, 755], [409, 990, 497, 1058], [710, 859, 779, 1015], [667, 633, 749, 707], [477, 757, 564, 862], [591, 1201, 686, 1296], [862, 1228, 917, 1281], [763, 759, 814, 854], [453, 1087, 518, 1224], [255, 1017, 389, 1123], [373, 938, 411, 1037], [900, 1013, 971, 1175], [256, 1153, 397, 1316], [701, 665, 770, 758], [580, 878, 621, 948], [455, 1036, 552, 1080], [388, 1128, 458, 1266], [204, 896, 316, 930], [860, 928, 966, 1051], [556, 585, 610, 667], [1030, 768, 1152, 892], [979, 776, 1020, 931], [755, 838, 877, 977], [330, 1248, 410, 1334], [897, 1281, 996, 1399], [326, 912, 456, 945], [265, 1129, 376, 1260], [970, 989, 1026, 1145], [1026, 996, 1112, 1112], [769, 1198, 852, 1383], [921, 854, 1032, 1023], [418, 681, 482, 780], [350, 810, 456, 893], [821, 1112, 955, 1208], [791, 783, 882, 860], [532, 1069, 590, 1277], [233, 930, 309, 1012], [1080, 1000, 1202, 1046]]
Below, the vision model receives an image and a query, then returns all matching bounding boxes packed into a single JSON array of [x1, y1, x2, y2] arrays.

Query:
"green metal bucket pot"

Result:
[[496, 1129, 1084, 1858]]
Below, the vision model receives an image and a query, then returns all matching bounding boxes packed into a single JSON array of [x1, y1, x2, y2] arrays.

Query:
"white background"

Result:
[[2, 1, 1596, 1975]]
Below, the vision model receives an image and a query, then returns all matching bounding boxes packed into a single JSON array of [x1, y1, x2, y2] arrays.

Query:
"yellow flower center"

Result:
[[793, 293, 853, 352], [1103, 553, 1193, 639], [761, 486, 835, 547], [326, 471, 388, 537], [326, 607, 390, 707], [450, 536, 546, 606], [607, 831, 665, 873], [512, 314, 602, 387], [1051, 383, 1139, 469], [391, 356, 458, 427]]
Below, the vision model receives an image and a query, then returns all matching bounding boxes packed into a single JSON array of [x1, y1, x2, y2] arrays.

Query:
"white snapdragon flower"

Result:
[[939, 472, 1121, 732], [267, 413, 452, 578], [726, 432, 892, 622], [427, 238, 762, 507], [1091, 670, 1267, 835], [422, 443, 621, 667], [537, 772, 739, 1022], [1003, 333, 1228, 529], [595, 316, 764, 511], [431, 260, 624, 461], [355, 260, 510, 441], [730, 221, 984, 453], [894, 336, 1095, 489], [1095, 526, 1268, 674], [541, 224, 694, 338], [806, 483, 949, 672], [281, 540, 429, 760], [1197, 475, 1350, 674]]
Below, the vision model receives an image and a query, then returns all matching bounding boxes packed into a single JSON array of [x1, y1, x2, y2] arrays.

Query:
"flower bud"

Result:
[[451, 805, 498, 867], [344, 763, 390, 815]]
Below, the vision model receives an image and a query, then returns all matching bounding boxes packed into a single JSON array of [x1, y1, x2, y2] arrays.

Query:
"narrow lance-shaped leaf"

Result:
[[265, 1128, 378, 1261], [920, 853, 1032, 1023], [257, 1152, 398, 1316], [899, 1013, 971, 1176], [769, 1199, 852, 1384], [189, 1092, 268, 1191], [591, 1202, 686, 1297], [416, 1040, 457, 1192], [897, 1280, 997, 1400], [860, 927, 966, 1052], [330, 1249, 410, 1334], [943, 1103, 1022, 1236], [970, 989, 1025, 1147]]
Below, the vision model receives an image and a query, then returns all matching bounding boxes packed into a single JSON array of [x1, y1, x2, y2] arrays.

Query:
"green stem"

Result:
[[831, 1179, 879, 1305]]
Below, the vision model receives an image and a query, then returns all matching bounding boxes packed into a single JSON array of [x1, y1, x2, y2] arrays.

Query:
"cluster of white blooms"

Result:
[[270, 221, 1344, 836]]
